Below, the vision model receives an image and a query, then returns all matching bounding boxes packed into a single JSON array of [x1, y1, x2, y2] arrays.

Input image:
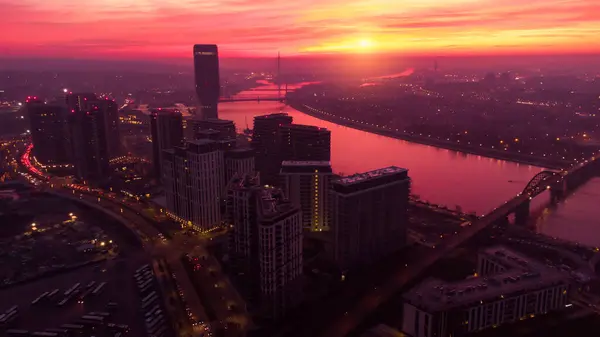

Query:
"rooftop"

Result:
[[282, 161, 331, 167], [404, 246, 568, 312], [281, 124, 329, 132], [258, 188, 298, 222], [254, 112, 291, 120], [336, 166, 408, 186], [196, 118, 235, 125]]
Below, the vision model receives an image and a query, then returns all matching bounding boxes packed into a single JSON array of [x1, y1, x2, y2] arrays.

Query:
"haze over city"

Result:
[[3, 0, 600, 60], [1, 1, 600, 337]]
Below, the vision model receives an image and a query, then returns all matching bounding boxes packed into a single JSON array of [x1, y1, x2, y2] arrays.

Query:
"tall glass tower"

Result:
[[193, 44, 220, 119]]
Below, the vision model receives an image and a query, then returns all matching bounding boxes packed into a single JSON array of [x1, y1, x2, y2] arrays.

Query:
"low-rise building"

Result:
[[402, 246, 571, 337]]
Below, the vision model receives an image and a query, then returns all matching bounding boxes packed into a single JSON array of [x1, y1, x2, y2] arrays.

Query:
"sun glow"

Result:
[[359, 39, 373, 48]]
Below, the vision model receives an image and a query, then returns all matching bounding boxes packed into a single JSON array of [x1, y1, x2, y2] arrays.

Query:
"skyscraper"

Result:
[[193, 44, 220, 119], [281, 160, 332, 232], [330, 166, 410, 271], [280, 124, 331, 161], [151, 109, 184, 180], [252, 113, 293, 186], [102, 98, 121, 159], [227, 175, 303, 319], [25, 99, 71, 167], [66, 93, 111, 181], [162, 139, 235, 231]]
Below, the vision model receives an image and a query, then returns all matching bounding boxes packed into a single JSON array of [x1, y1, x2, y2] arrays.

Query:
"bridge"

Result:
[[318, 153, 600, 337], [219, 96, 284, 103]]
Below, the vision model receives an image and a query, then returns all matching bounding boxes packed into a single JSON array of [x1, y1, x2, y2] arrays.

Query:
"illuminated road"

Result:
[[49, 188, 211, 331]]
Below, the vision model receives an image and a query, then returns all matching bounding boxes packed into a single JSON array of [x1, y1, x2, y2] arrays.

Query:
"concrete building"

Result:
[[280, 124, 331, 161], [227, 175, 303, 319], [280, 160, 332, 232], [151, 109, 184, 180], [193, 44, 220, 119], [66, 93, 112, 181], [189, 118, 236, 140], [225, 148, 255, 185], [252, 113, 293, 186], [402, 246, 571, 337], [25, 99, 71, 167], [162, 139, 232, 231], [330, 166, 410, 271]]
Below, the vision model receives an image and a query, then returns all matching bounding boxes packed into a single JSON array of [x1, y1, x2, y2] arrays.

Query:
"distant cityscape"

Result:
[[0, 44, 600, 337]]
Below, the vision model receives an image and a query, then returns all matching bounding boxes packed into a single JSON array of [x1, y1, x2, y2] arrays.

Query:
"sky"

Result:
[[2, 0, 600, 60]]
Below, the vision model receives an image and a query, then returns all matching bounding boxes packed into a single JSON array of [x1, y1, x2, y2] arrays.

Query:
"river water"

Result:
[[219, 82, 600, 246]]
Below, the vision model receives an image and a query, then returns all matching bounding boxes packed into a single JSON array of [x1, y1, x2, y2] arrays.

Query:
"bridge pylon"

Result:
[[514, 199, 530, 226]]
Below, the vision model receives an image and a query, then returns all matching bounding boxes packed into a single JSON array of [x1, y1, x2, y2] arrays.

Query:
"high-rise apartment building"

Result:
[[280, 124, 331, 161], [402, 246, 570, 337], [225, 148, 255, 185], [281, 160, 332, 232], [193, 44, 220, 119], [66, 93, 112, 181], [227, 175, 303, 319], [189, 118, 236, 140], [330, 166, 410, 271], [151, 109, 184, 180], [163, 140, 224, 231], [102, 98, 121, 159], [25, 99, 71, 167], [162, 138, 237, 231], [252, 113, 293, 186]]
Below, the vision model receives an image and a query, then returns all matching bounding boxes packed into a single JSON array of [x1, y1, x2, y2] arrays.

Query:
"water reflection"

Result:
[[534, 178, 600, 247], [219, 100, 544, 215]]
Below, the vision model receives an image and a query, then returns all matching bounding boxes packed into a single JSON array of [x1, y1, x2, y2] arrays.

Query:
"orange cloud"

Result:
[[2, 0, 599, 59]]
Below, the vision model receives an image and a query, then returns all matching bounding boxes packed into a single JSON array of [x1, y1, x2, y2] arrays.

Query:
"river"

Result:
[[219, 82, 599, 246], [220, 83, 545, 216]]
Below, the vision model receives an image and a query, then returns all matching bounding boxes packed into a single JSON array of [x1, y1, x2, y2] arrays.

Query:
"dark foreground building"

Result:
[[227, 174, 303, 320], [252, 113, 293, 186], [25, 99, 71, 167], [330, 166, 410, 271], [65, 93, 119, 181], [151, 109, 184, 180], [193, 44, 220, 119], [280, 124, 331, 161]]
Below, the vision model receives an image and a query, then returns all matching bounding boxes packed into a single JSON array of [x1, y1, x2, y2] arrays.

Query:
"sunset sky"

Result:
[[2, 0, 600, 59]]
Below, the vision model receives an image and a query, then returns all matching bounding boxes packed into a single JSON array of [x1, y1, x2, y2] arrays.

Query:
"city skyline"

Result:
[[3, 0, 600, 60]]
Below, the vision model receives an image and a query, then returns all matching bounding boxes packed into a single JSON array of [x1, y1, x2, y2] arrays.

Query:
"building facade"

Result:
[[193, 44, 220, 119], [162, 138, 239, 231], [26, 100, 71, 167], [225, 148, 255, 185], [151, 109, 184, 180], [281, 160, 332, 232], [280, 124, 331, 161], [227, 175, 303, 319], [252, 113, 293, 186], [66, 93, 112, 181], [402, 247, 571, 337], [330, 166, 410, 271]]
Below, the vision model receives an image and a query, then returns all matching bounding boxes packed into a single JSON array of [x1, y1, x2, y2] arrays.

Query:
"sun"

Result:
[[359, 39, 373, 48]]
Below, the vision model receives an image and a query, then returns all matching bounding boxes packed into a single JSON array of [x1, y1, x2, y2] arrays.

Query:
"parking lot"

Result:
[[0, 192, 177, 337]]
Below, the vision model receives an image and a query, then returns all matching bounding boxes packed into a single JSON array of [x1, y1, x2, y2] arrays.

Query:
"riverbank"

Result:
[[288, 101, 570, 170]]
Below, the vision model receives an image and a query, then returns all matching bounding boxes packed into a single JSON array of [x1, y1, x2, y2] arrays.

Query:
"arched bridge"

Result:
[[522, 170, 561, 196], [304, 154, 600, 337]]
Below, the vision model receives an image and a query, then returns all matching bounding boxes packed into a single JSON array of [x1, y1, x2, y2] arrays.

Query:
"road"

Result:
[[44, 189, 203, 335], [49, 186, 250, 335]]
